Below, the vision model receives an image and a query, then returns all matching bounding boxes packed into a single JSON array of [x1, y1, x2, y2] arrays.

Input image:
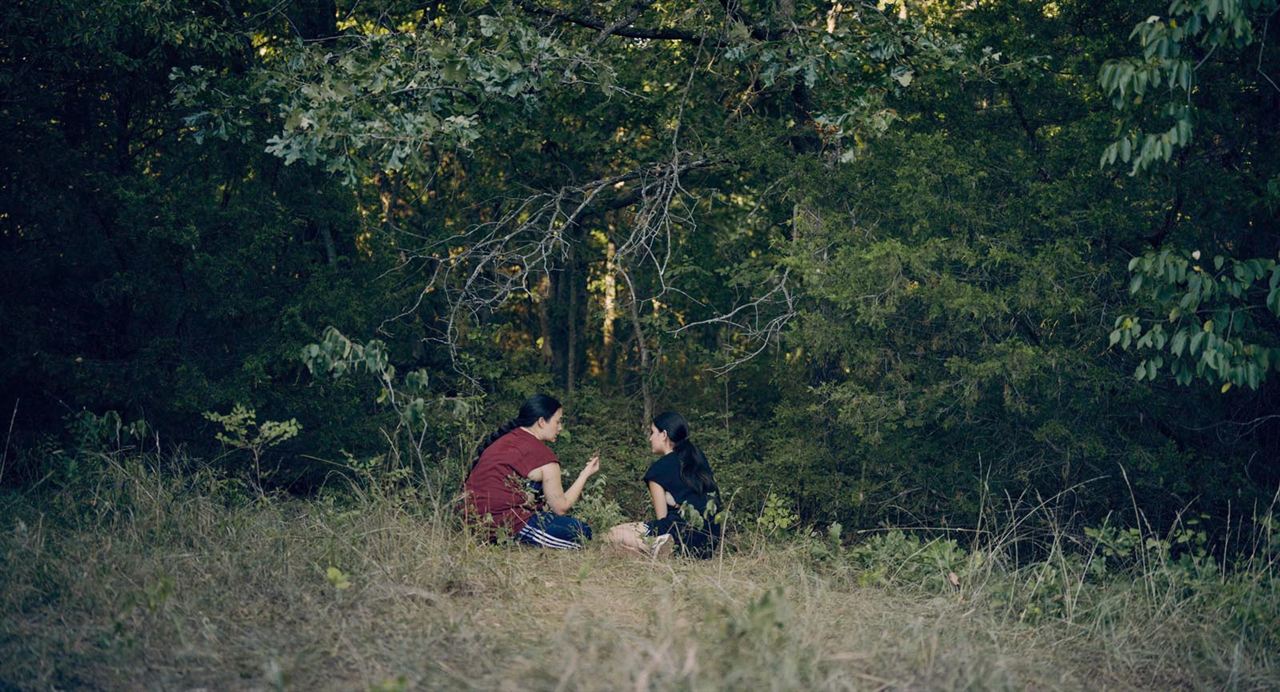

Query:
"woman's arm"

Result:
[[648, 480, 668, 520], [536, 455, 600, 515]]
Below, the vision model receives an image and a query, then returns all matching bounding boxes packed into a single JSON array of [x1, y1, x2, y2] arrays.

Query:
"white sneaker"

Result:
[[648, 533, 673, 559]]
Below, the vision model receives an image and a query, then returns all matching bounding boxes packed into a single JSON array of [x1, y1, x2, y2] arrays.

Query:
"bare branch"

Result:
[[1258, 10, 1280, 94], [384, 155, 712, 379], [592, 0, 659, 46], [673, 268, 796, 375], [385, 144, 796, 381]]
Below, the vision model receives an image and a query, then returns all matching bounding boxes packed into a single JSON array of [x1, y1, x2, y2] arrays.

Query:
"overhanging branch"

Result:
[[513, 0, 709, 43]]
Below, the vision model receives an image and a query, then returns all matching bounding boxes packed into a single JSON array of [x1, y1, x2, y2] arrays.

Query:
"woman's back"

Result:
[[643, 452, 716, 514], [464, 428, 557, 533], [461, 394, 600, 550]]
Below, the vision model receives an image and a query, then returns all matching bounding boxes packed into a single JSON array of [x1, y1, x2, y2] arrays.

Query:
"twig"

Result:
[[1258, 10, 1280, 94], [0, 398, 16, 487], [673, 268, 796, 374]]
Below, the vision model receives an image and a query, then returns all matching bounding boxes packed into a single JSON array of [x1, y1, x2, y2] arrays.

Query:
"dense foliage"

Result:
[[3, 0, 1277, 540]]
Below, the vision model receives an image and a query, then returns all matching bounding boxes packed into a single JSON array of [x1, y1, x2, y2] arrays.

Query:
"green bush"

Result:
[[845, 529, 968, 592]]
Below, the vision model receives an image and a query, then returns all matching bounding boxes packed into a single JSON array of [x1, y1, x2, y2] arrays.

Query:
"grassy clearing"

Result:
[[1, 457, 1277, 690]]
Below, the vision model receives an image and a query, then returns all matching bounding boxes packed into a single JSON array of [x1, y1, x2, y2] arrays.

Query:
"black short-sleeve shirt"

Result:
[[642, 452, 713, 513]]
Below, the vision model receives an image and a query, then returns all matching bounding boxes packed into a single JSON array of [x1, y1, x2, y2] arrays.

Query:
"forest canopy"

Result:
[[2, 0, 1278, 534]]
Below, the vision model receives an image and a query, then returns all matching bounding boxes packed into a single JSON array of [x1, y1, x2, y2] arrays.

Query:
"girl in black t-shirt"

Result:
[[603, 411, 721, 558]]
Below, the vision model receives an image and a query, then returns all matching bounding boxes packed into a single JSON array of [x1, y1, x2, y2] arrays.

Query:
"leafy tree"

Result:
[[5, 0, 1276, 535], [1100, 0, 1280, 393], [0, 0, 404, 480]]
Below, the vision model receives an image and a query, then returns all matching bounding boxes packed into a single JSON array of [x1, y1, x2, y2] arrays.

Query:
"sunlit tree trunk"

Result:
[[602, 239, 618, 391], [536, 274, 553, 367]]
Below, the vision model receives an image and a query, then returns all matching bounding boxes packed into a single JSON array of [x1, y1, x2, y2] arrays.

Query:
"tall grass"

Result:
[[2, 451, 1277, 690]]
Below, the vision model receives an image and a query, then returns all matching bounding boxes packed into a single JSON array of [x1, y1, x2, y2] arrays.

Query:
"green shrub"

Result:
[[845, 529, 967, 592], [757, 493, 800, 537]]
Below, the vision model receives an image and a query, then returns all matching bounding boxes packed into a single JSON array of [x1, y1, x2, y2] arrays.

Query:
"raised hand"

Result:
[[582, 453, 601, 478]]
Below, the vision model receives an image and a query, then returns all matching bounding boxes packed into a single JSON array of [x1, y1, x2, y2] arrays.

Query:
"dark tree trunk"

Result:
[[621, 268, 653, 427], [548, 224, 589, 391], [319, 223, 337, 266]]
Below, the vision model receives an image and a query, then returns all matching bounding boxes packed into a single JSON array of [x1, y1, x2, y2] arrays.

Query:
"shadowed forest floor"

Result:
[[2, 476, 1277, 690]]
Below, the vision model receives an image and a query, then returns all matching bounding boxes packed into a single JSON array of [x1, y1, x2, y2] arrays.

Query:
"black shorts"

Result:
[[644, 515, 719, 559]]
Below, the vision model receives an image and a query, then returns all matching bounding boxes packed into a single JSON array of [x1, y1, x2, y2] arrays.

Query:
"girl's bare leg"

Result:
[[603, 522, 651, 556]]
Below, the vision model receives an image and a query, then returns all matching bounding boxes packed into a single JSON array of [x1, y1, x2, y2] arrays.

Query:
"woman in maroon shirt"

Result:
[[462, 394, 600, 548]]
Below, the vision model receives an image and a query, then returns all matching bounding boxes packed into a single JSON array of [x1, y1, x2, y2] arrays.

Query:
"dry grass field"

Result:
[[2, 459, 1278, 690]]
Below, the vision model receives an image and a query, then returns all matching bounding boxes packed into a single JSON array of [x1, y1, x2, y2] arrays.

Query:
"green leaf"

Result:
[[1190, 330, 1205, 355], [326, 566, 351, 590]]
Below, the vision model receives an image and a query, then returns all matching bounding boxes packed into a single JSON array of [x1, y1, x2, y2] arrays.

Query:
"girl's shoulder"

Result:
[[644, 452, 680, 482], [507, 429, 557, 470], [481, 429, 554, 465]]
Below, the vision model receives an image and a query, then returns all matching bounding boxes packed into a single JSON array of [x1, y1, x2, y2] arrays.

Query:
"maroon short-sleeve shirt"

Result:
[[463, 428, 558, 533]]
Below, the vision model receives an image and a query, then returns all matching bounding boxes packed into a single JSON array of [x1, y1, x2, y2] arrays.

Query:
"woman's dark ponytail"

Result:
[[471, 393, 562, 471], [653, 411, 717, 495]]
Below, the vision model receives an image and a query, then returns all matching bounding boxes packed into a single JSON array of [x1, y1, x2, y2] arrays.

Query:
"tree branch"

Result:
[[673, 268, 795, 375], [513, 0, 710, 43]]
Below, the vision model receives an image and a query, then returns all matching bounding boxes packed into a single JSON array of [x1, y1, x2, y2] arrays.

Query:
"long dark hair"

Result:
[[470, 393, 562, 471], [653, 411, 717, 495]]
